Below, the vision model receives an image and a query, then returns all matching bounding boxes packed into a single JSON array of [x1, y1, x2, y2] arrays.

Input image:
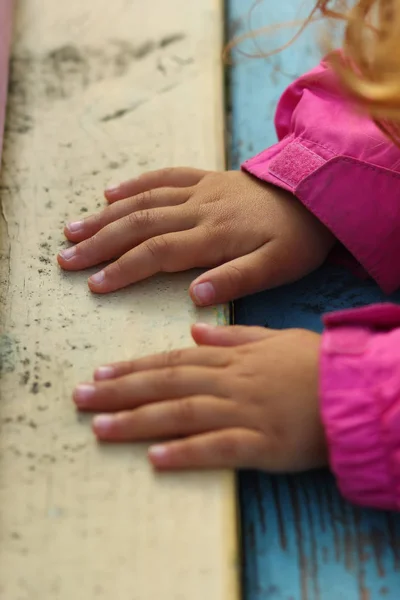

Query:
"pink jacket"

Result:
[[242, 58, 400, 511]]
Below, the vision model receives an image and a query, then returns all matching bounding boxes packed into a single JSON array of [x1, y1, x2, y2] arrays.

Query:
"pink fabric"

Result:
[[268, 142, 325, 188], [242, 54, 400, 294], [241, 59, 400, 508], [321, 304, 400, 510], [0, 0, 13, 163]]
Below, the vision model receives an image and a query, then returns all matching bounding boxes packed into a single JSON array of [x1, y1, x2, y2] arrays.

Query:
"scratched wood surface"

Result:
[[228, 1, 400, 599], [0, 1, 239, 599], [0, 0, 12, 161]]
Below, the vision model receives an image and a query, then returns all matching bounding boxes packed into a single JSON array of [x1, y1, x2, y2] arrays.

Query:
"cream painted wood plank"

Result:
[[0, 0, 13, 161], [0, 1, 238, 599]]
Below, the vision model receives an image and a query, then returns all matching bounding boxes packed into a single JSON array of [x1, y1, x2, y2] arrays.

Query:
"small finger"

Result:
[[147, 428, 270, 470], [64, 188, 189, 243], [104, 167, 207, 203], [91, 396, 252, 442], [190, 230, 334, 306], [189, 245, 280, 306], [58, 206, 191, 272], [93, 346, 231, 381], [73, 366, 225, 412], [191, 323, 278, 347], [87, 229, 204, 294]]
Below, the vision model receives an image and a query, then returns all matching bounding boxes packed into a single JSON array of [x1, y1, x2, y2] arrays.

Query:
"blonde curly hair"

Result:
[[227, 0, 400, 142], [322, 0, 400, 141]]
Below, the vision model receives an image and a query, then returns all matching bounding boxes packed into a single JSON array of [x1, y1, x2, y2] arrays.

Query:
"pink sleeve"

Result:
[[320, 303, 400, 511], [242, 56, 400, 294]]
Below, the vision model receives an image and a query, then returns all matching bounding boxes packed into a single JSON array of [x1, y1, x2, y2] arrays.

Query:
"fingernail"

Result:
[[192, 282, 215, 305], [66, 220, 84, 233], [74, 384, 95, 406], [95, 365, 115, 380], [59, 246, 77, 260], [93, 414, 115, 432], [149, 445, 168, 459], [194, 322, 215, 330], [89, 270, 105, 285], [105, 182, 120, 193]]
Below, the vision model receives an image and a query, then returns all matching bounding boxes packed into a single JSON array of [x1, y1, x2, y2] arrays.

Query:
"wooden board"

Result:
[[0, 1, 239, 599], [227, 1, 400, 599], [0, 0, 13, 161]]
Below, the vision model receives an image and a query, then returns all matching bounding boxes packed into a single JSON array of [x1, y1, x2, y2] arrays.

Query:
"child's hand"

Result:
[[73, 324, 327, 472], [58, 168, 334, 305]]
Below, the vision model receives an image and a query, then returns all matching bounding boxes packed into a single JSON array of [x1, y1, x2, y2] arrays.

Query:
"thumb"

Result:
[[189, 245, 282, 307], [191, 323, 278, 347]]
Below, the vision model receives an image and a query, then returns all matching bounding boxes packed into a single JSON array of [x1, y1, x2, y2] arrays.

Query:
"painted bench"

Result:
[[228, 1, 400, 598]]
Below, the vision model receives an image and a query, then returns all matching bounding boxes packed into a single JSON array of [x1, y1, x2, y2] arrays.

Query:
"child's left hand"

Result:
[[73, 324, 327, 472], [57, 168, 334, 305]]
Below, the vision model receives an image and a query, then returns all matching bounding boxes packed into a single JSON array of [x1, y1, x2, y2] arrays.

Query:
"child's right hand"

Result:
[[58, 167, 334, 305], [73, 323, 327, 472]]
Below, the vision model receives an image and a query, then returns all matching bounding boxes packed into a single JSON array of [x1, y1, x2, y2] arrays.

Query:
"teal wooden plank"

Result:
[[227, 1, 400, 599]]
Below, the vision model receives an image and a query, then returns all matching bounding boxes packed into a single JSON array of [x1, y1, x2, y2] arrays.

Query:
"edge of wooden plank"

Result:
[[213, 3, 241, 600], [0, 1, 240, 597], [0, 0, 13, 164]]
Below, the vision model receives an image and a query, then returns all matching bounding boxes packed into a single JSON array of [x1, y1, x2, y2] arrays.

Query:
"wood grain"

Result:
[[0, 0, 13, 162], [0, 1, 238, 598], [227, 1, 400, 598]]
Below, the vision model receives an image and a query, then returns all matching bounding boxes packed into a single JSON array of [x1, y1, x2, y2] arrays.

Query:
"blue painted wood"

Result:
[[227, 1, 400, 599]]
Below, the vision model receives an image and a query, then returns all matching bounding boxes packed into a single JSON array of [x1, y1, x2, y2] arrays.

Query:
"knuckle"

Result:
[[174, 398, 196, 425], [181, 440, 201, 464], [160, 166, 175, 179], [223, 263, 245, 288], [87, 211, 103, 230], [161, 365, 180, 385], [143, 237, 170, 270], [201, 171, 220, 185], [107, 257, 125, 279], [185, 191, 200, 216], [126, 209, 151, 230], [164, 348, 185, 367], [195, 173, 219, 199], [151, 365, 181, 394], [231, 348, 249, 367], [134, 189, 154, 208], [217, 434, 241, 462], [84, 231, 101, 255]]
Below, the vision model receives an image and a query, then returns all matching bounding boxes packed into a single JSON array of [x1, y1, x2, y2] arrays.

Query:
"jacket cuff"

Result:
[[243, 138, 400, 294], [320, 303, 400, 510]]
